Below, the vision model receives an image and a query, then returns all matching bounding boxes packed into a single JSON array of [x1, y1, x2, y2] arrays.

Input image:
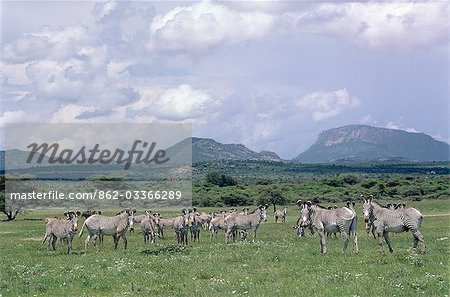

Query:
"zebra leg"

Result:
[[84, 235, 91, 250], [383, 231, 394, 253], [377, 230, 385, 253], [113, 235, 119, 250], [122, 233, 127, 249], [67, 236, 72, 255], [371, 225, 376, 239], [340, 230, 349, 252], [353, 231, 359, 253], [51, 235, 57, 252], [412, 230, 426, 254], [317, 229, 326, 254], [253, 227, 258, 242]]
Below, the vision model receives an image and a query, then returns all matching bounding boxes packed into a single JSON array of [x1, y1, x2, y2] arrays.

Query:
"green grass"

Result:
[[0, 200, 449, 297]]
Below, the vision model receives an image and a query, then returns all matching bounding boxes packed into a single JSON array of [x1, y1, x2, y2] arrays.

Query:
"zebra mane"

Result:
[[371, 200, 389, 209], [249, 208, 260, 214], [312, 203, 328, 210]]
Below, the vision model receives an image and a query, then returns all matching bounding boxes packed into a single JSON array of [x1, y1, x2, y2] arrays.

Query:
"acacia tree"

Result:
[[257, 186, 286, 212], [0, 176, 22, 221]]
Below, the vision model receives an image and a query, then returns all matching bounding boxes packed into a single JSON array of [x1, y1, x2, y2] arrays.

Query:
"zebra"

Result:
[[78, 209, 135, 251], [326, 206, 338, 238], [295, 200, 314, 237], [239, 208, 249, 215], [300, 201, 358, 254], [274, 207, 287, 223], [173, 209, 192, 245], [209, 213, 227, 242], [362, 196, 426, 254], [188, 208, 202, 243], [43, 211, 80, 254], [224, 205, 268, 243]]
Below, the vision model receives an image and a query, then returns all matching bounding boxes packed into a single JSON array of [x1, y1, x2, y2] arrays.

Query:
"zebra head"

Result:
[[67, 211, 81, 232], [362, 195, 373, 222], [127, 208, 136, 231], [300, 201, 312, 227], [258, 205, 268, 222]]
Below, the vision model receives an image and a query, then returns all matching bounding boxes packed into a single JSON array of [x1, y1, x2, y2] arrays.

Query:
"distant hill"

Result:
[[294, 125, 450, 163], [166, 137, 281, 163], [0, 149, 51, 170]]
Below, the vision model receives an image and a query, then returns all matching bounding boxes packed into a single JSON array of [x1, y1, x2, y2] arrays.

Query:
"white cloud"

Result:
[[359, 114, 378, 126], [50, 104, 97, 123], [386, 121, 420, 133], [150, 84, 219, 121], [285, 2, 449, 49], [297, 89, 360, 121], [0, 63, 30, 85], [149, 1, 274, 53], [3, 25, 91, 63], [0, 110, 27, 127], [385, 121, 400, 130]]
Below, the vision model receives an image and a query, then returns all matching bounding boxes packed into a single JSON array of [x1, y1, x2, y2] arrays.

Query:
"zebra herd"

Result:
[[42, 195, 426, 255]]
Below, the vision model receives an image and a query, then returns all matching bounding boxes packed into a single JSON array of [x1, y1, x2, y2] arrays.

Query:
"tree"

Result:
[[0, 176, 22, 221], [205, 171, 237, 187], [258, 186, 286, 212]]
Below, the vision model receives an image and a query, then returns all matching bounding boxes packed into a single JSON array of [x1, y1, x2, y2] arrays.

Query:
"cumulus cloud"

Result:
[[149, 1, 274, 53], [0, 110, 27, 127], [285, 2, 449, 49], [386, 121, 420, 133], [1, 63, 30, 85], [149, 84, 219, 121], [50, 104, 97, 123], [2, 25, 91, 63], [296, 89, 360, 121]]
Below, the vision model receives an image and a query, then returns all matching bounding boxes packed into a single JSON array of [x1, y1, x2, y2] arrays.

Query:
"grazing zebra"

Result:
[[300, 201, 358, 254], [274, 207, 287, 223], [362, 196, 426, 254]]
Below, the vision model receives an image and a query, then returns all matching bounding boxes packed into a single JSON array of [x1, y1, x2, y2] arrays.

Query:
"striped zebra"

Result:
[[300, 201, 358, 254], [362, 196, 426, 254]]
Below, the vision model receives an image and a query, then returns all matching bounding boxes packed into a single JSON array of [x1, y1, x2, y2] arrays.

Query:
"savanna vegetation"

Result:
[[0, 161, 449, 296]]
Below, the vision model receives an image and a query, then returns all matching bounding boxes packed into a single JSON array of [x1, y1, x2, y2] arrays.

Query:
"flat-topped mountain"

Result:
[[294, 125, 450, 163]]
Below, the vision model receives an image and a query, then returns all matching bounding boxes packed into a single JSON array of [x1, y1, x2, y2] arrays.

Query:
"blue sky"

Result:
[[1, 1, 448, 158]]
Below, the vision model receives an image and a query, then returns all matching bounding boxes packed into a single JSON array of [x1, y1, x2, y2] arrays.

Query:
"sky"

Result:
[[1, 1, 448, 159]]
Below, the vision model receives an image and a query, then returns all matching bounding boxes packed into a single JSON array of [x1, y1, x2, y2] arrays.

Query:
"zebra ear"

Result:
[[306, 201, 312, 207], [346, 202, 350, 208], [352, 201, 355, 207], [296, 199, 302, 205], [76, 211, 81, 216], [63, 212, 68, 217]]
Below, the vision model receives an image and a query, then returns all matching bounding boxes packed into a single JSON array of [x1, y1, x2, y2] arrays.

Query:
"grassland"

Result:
[[0, 200, 449, 297]]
